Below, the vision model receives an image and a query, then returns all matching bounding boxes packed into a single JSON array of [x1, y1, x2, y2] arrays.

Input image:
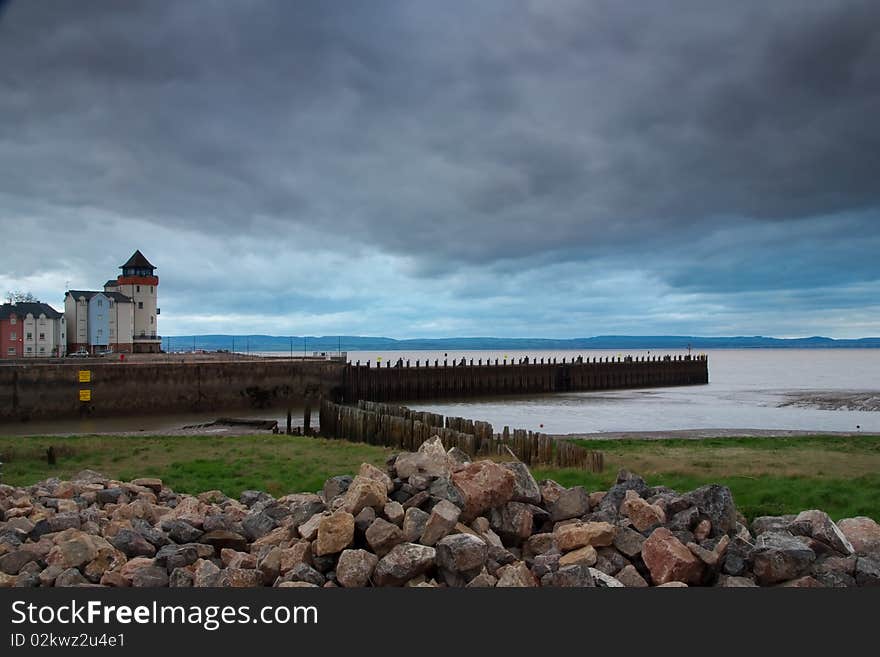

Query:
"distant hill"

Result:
[[164, 334, 880, 352]]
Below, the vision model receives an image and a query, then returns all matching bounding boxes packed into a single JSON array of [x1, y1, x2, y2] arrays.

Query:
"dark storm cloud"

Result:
[[1, 0, 879, 337]]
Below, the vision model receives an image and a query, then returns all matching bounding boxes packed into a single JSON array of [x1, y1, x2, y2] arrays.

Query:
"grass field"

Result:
[[1, 433, 878, 521]]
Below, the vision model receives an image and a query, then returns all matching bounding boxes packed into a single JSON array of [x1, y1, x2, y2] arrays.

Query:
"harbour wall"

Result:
[[0, 359, 345, 422], [0, 354, 708, 422]]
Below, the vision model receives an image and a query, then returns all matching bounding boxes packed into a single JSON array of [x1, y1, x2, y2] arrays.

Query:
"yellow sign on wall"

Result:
[[79, 389, 91, 402], [78, 370, 91, 383]]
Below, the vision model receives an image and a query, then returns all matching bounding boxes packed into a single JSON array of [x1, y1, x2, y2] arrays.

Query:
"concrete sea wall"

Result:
[[0, 359, 345, 421]]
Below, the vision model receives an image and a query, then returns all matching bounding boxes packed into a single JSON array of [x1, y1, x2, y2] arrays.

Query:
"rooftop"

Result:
[[0, 301, 63, 320], [120, 250, 155, 270], [66, 290, 133, 303]]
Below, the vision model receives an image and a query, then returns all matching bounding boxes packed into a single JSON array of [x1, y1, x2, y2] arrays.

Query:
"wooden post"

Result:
[[286, 409, 292, 435], [304, 404, 311, 435], [47, 446, 56, 466]]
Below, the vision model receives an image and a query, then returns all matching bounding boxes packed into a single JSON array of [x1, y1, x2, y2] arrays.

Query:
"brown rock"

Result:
[[642, 527, 704, 585], [451, 461, 516, 522], [201, 530, 248, 554], [47, 533, 98, 570], [694, 519, 712, 541], [559, 545, 598, 568], [336, 549, 379, 587], [216, 568, 264, 587], [131, 478, 163, 494], [420, 500, 461, 546], [496, 561, 538, 587], [358, 463, 394, 493], [402, 507, 430, 542], [657, 581, 689, 587], [297, 513, 324, 541], [192, 558, 221, 587], [383, 501, 405, 526], [539, 480, 566, 506], [365, 518, 405, 557], [776, 575, 823, 588], [621, 490, 666, 532], [279, 542, 312, 574], [315, 511, 355, 556], [554, 522, 616, 552], [616, 564, 649, 587], [715, 574, 758, 587], [838, 517, 880, 556], [341, 476, 388, 516]]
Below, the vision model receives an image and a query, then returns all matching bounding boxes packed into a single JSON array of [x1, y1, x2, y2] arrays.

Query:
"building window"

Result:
[[39, 333, 45, 341], [26, 347, 32, 353], [136, 285, 140, 293], [150, 315, 154, 325], [7, 347, 14, 355], [9, 317, 15, 325], [98, 299, 103, 307], [97, 329, 103, 337], [26, 332, 32, 340], [97, 315, 103, 321], [138, 302, 143, 309], [109, 329, 114, 337], [150, 286, 153, 293], [39, 347, 45, 353], [109, 300, 113, 307], [10, 331, 16, 340]]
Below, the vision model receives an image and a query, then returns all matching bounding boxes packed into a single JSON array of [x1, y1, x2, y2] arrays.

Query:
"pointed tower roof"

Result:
[[120, 250, 155, 270]]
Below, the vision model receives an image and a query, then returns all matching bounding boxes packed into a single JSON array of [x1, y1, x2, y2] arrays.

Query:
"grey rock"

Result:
[[683, 484, 737, 537], [402, 507, 429, 542], [96, 487, 124, 506], [165, 567, 191, 587], [750, 531, 816, 585], [599, 476, 648, 515], [285, 562, 326, 587], [855, 556, 880, 587], [435, 533, 488, 573], [242, 511, 276, 541], [531, 553, 560, 579], [155, 544, 200, 571], [612, 526, 646, 558], [794, 510, 854, 555], [667, 506, 700, 532], [240, 490, 272, 507], [55, 568, 89, 587], [163, 520, 204, 544], [549, 487, 591, 522], [0, 550, 38, 575], [428, 477, 465, 508], [502, 462, 542, 505], [489, 502, 535, 544], [111, 530, 156, 558], [322, 476, 352, 502], [132, 566, 169, 588], [354, 507, 377, 535], [374, 543, 436, 586], [541, 564, 595, 587]]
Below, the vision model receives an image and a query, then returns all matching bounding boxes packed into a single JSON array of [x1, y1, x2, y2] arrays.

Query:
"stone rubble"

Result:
[[1, 436, 878, 588]]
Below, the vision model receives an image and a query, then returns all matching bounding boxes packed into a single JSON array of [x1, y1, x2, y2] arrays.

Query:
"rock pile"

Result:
[[1, 437, 878, 587]]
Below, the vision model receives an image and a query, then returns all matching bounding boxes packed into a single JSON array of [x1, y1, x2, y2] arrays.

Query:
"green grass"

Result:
[[1, 433, 878, 521], [0, 434, 391, 498]]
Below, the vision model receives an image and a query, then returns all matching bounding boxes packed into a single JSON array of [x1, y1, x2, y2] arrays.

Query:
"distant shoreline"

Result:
[[553, 428, 871, 441]]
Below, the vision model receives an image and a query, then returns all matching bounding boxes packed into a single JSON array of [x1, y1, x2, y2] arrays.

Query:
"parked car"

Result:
[[97, 349, 114, 356], [68, 348, 89, 358]]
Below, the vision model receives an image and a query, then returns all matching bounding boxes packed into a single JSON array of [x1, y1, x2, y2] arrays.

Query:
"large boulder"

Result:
[[420, 500, 461, 546], [837, 517, 880, 557], [750, 531, 816, 585], [621, 490, 666, 532], [794, 510, 854, 555], [642, 527, 704, 585], [365, 518, 404, 557], [451, 461, 516, 522]]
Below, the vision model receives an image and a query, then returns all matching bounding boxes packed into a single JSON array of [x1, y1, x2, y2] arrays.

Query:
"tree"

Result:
[[4, 290, 39, 304]]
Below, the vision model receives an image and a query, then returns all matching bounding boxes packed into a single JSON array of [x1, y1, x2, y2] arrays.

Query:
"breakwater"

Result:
[[319, 398, 604, 471], [341, 354, 708, 402]]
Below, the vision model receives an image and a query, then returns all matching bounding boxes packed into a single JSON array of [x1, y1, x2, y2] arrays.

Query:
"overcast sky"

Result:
[[1, 1, 879, 338]]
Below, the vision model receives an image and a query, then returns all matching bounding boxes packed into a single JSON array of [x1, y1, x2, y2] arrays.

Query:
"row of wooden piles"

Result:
[[318, 398, 604, 472]]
